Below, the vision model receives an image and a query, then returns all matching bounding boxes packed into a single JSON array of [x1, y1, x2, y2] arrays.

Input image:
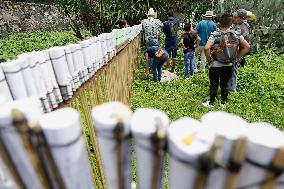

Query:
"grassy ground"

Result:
[[131, 49, 284, 129]]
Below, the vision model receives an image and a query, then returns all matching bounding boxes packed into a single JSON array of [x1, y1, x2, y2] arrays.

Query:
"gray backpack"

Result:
[[213, 30, 240, 64]]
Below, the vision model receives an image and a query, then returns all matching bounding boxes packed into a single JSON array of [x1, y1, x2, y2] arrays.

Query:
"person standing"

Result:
[[141, 8, 163, 78], [163, 10, 180, 73], [194, 11, 217, 73], [202, 13, 250, 108], [181, 23, 201, 79], [228, 9, 250, 92]]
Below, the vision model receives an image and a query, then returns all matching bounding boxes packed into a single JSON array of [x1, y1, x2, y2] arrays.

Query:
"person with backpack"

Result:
[[228, 9, 250, 92], [181, 23, 201, 79], [202, 12, 250, 108], [194, 11, 217, 73], [163, 10, 180, 73]]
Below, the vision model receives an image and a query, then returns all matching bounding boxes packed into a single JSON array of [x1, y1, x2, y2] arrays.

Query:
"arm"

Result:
[[180, 38, 187, 50], [237, 39, 250, 59], [193, 23, 199, 34], [195, 35, 201, 48], [204, 41, 214, 65]]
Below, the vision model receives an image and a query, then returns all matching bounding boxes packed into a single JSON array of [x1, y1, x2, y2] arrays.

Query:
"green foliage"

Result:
[[131, 50, 284, 129], [54, 0, 211, 35], [0, 30, 92, 61]]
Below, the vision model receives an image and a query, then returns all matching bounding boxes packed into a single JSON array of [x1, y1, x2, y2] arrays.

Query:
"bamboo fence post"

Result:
[[224, 136, 248, 189], [260, 147, 284, 189], [194, 136, 224, 189]]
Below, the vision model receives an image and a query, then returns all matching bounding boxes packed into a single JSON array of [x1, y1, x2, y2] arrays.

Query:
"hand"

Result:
[[194, 44, 198, 48]]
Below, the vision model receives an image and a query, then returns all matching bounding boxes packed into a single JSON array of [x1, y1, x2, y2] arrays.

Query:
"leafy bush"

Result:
[[215, 0, 284, 50], [54, 0, 212, 36], [131, 49, 284, 129], [0, 30, 91, 61]]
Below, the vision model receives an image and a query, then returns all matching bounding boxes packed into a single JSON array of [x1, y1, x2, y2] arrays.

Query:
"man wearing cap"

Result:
[[194, 11, 217, 73], [228, 9, 250, 92], [141, 8, 163, 79]]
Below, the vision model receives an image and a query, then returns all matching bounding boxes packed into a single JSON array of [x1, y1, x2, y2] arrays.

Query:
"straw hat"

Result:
[[247, 11, 256, 22], [202, 11, 216, 18], [147, 8, 156, 17]]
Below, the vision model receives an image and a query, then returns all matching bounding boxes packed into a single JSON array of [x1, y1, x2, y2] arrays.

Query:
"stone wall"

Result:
[[0, 1, 69, 37]]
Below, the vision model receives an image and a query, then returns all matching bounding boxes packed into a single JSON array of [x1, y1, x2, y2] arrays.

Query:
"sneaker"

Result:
[[220, 102, 226, 108], [202, 101, 214, 108], [194, 69, 199, 73]]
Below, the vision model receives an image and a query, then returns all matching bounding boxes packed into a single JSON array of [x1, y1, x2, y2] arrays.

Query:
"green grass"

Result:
[[131, 49, 284, 129]]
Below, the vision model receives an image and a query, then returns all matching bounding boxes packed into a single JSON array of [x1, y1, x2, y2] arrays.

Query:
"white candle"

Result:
[[131, 108, 170, 189], [0, 66, 13, 101], [39, 108, 94, 189], [1, 60, 28, 100], [168, 117, 212, 189], [42, 50, 63, 104], [237, 122, 284, 189], [201, 111, 248, 189], [92, 102, 132, 189], [49, 47, 73, 100], [0, 97, 44, 189]]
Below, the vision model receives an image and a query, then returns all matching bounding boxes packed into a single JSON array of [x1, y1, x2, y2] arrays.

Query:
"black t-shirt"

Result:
[[182, 32, 197, 52]]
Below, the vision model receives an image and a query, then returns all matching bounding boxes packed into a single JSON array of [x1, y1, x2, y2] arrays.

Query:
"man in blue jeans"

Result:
[[145, 46, 170, 82], [163, 10, 180, 73], [181, 23, 201, 79]]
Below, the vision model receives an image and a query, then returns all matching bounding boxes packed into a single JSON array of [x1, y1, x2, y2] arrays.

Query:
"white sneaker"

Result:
[[194, 69, 199, 73], [202, 101, 214, 108], [220, 103, 226, 108]]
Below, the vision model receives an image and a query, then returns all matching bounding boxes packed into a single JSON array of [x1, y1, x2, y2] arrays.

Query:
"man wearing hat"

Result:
[[194, 11, 217, 73], [141, 8, 163, 79], [141, 8, 163, 45], [228, 9, 250, 92]]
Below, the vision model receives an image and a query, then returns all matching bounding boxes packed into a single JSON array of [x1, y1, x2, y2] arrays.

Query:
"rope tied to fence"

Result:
[[113, 121, 126, 189]]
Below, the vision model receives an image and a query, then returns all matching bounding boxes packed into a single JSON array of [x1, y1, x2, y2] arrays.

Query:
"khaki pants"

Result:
[[195, 46, 206, 72]]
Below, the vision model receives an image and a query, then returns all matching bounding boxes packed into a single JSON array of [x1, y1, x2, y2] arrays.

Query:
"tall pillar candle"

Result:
[[201, 111, 248, 189], [39, 108, 95, 189], [168, 117, 213, 189], [41, 50, 63, 104], [0, 97, 44, 189], [92, 102, 132, 189], [80, 40, 94, 77], [49, 47, 73, 101], [64, 45, 80, 91], [0, 66, 13, 101], [237, 122, 284, 189], [38, 51, 58, 108], [1, 60, 28, 100], [130, 108, 170, 189], [28, 52, 51, 113]]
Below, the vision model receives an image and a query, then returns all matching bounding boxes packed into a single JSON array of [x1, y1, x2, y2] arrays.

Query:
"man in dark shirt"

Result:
[[181, 23, 201, 78], [145, 46, 170, 82], [163, 10, 180, 72]]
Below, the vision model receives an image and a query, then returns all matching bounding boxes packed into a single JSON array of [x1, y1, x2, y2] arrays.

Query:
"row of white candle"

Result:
[[0, 25, 142, 113], [92, 102, 284, 189]]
